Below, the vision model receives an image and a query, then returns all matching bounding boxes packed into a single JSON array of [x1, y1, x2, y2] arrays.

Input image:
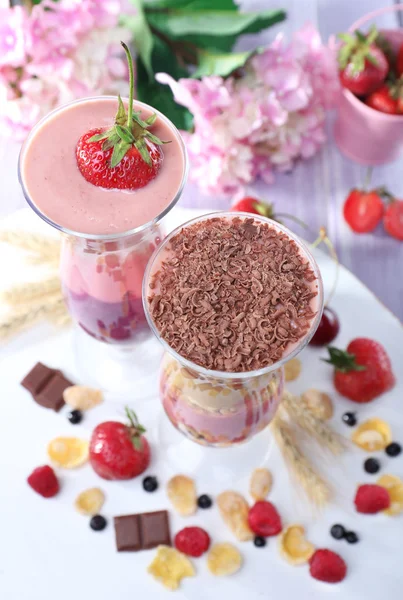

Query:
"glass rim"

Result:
[[142, 210, 324, 380], [18, 95, 189, 241]]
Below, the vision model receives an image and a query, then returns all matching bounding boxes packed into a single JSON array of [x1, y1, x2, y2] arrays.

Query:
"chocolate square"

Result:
[[21, 362, 55, 395], [114, 510, 171, 552], [140, 511, 171, 549], [34, 372, 72, 412], [114, 515, 142, 552]]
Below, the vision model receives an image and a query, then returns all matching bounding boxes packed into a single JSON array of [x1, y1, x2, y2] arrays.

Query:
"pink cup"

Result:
[[334, 6, 403, 165]]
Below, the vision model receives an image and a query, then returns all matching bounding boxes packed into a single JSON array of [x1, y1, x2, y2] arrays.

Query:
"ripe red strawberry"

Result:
[[396, 43, 403, 77], [354, 484, 390, 514], [365, 85, 397, 114], [27, 465, 59, 498], [231, 196, 274, 217], [338, 27, 388, 95], [89, 407, 150, 480], [248, 501, 282, 537], [76, 128, 163, 190], [384, 200, 403, 240], [343, 188, 384, 233], [174, 527, 211, 557], [309, 549, 347, 584], [324, 338, 395, 403], [76, 42, 165, 191]]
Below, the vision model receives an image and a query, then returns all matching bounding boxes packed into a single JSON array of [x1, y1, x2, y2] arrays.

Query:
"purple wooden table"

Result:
[[1, 0, 402, 320]]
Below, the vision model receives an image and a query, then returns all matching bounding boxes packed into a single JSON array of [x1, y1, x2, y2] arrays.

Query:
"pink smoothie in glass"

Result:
[[19, 97, 186, 344]]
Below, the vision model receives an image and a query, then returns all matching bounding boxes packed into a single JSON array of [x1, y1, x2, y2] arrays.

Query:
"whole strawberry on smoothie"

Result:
[[19, 43, 186, 344]]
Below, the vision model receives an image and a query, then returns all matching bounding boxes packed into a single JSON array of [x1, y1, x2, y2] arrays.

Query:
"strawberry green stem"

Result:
[[121, 42, 134, 129]]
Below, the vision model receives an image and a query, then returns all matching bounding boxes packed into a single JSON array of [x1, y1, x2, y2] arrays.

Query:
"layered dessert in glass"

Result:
[[18, 46, 187, 392], [144, 213, 323, 447]]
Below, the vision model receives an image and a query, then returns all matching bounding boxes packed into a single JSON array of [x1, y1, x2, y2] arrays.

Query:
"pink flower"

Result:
[[0, 0, 130, 141], [0, 6, 27, 68], [157, 24, 339, 196]]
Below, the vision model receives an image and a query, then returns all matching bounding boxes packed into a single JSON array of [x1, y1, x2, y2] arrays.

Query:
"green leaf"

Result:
[[322, 347, 366, 373], [110, 140, 131, 168], [135, 138, 152, 165], [144, 0, 237, 8], [145, 113, 158, 126], [121, 0, 154, 78], [135, 36, 194, 131], [146, 8, 286, 39], [145, 130, 169, 145], [115, 95, 127, 126], [88, 131, 110, 143], [116, 125, 135, 143], [102, 132, 120, 151], [193, 48, 254, 77]]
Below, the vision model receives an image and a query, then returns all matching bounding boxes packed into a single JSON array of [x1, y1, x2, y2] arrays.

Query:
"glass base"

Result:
[[155, 413, 274, 487], [72, 325, 162, 400]]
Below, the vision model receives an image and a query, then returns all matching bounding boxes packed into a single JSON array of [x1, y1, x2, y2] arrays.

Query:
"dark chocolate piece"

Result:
[[21, 362, 56, 395], [114, 510, 171, 552], [34, 372, 72, 412], [140, 510, 171, 549], [114, 515, 142, 552]]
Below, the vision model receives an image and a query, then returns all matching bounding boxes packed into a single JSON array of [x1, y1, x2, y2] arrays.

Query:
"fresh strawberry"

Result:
[[396, 43, 403, 77], [231, 196, 274, 217], [89, 407, 150, 480], [248, 501, 282, 537], [324, 338, 395, 403], [27, 465, 59, 498], [365, 85, 397, 114], [338, 27, 388, 95], [384, 200, 403, 240], [354, 484, 390, 514], [309, 549, 347, 584], [174, 527, 211, 557], [343, 188, 384, 233], [76, 42, 166, 191]]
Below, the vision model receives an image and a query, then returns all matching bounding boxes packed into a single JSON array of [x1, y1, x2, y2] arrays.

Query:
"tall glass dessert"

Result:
[[143, 212, 323, 481], [18, 45, 187, 395]]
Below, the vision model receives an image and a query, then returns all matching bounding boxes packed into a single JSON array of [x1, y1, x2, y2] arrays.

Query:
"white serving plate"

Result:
[[0, 207, 402, 600]]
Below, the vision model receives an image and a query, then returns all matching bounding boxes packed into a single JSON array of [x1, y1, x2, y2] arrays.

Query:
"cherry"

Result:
[[309, 306, 340, 347]]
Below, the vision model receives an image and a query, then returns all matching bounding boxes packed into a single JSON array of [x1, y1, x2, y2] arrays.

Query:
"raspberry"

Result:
[[248, 501, 282, 537], [309, 549, 347, 583], [174, 527, 210, 557], [354, 484, 391, 514], [27, 465, 59, 498]]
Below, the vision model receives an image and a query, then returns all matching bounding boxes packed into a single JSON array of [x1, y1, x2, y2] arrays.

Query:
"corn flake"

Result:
[[352, 418, 392, 452], [75, 488, 105, 515], [279, 525, 315, 565], [217, 491, 253, 541], [148, 546, 195, 590], [47, 437, 89, 468], [249, 468, 273, 501], [167, 475, 197, 516], [377, 474, 403, 516], [207, 543, 242, 576], [63, 386, 103, 411], [284, 358, 301, 382]]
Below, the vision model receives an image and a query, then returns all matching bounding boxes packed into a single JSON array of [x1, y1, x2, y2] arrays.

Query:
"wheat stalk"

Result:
[[282, 390, 346, 455], [0, 231, 60, 261], [272, 416, 331, 508], [0, 296, 68, 340], [1, 277, 61, 305]]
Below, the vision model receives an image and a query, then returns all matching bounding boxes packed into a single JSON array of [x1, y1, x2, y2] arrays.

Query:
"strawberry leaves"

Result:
[[125, 406, 147, 451], [338, 26, 380, 74], [86, 43, 167, 169], [322, 347, 366, 373]]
